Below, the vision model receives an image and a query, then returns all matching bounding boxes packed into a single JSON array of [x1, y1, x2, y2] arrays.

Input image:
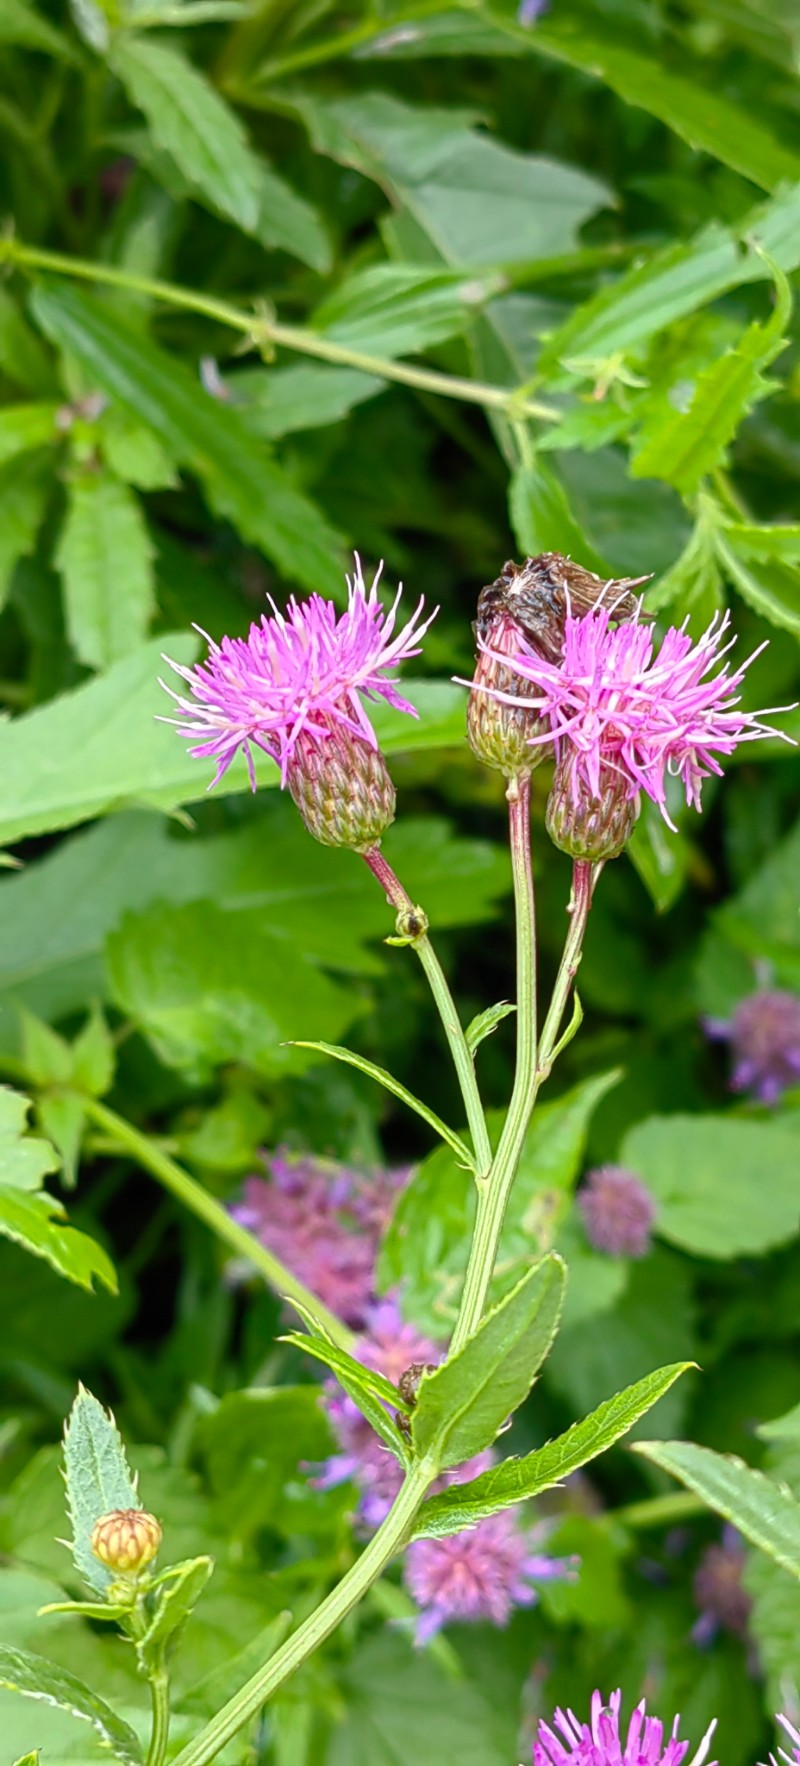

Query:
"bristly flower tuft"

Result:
[[405, 1510, 575, 1644], [159, 559, 436, 837], [578, 1165, 656, 1258], [704, 987, 800, 1105], [533, 1689, 717, 1766]]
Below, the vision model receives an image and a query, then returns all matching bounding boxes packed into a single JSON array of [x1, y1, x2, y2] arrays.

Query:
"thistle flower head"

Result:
[[480, 605, 790, 833], [232, 1151, 409, 1328], [692, 1525, 750, 1645], [467, 606, 553, 777], [534, 1690, 717, 1766], [160, 559, 435, 817], [578, 1165, 656, 1258], [90, 1509, 162, 1576], [704, 988, 800, 1105], [763, 1715, 800, 1766], [405, 1510, 576, 1644]]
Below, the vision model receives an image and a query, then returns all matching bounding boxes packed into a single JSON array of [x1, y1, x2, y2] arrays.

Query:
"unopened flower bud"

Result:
[[90, 1509, 162, 1575], [546, 748, 638, 861], [467, 610, 551, 778], [286, 726, 395, 851]]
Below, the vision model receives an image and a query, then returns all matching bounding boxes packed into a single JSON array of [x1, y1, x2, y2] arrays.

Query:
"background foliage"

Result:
[[0, 0, 799, 1759]]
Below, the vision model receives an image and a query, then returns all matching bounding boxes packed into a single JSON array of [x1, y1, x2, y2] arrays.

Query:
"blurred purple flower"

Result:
[[479, 606, 790, 830], [578, 1165, 656, 1258], [692, 1525, 750, 1645], [318, 1297, 440, 1525], [232, 1151, 409, 1328], [704, 988, 800, 1105], [160, 557, 435, 789], [518, 0, 548, 19], [405, 1510, 575, 1644], [764, 1715, 800, 1766], [534, 1689, 717, 1766]]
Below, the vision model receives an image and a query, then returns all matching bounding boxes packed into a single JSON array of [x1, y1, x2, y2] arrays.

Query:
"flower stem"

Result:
[[168, 1459, 435, 1766], [2, 239, 559, 424], [536, 861, 593, 1078], [362, 848, 493, 1179], [145, 1672, 170, 1766], [78, 1096, 355, 1351], [449, 773, 536, 1353]]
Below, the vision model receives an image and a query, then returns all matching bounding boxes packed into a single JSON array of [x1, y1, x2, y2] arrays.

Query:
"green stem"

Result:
[[169, 1460, 434, 1766], [2, 239, 559, 424], [536, 860, 593, 1078], [450, 773, 536, 1353], [362, 847, 493, 1180], [145, 1672, 170, 1766], [79, 1096, 354, 1351]]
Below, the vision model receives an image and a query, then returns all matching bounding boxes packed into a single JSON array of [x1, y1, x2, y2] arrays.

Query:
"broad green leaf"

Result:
[[509, 456, 607, 571], [110, 36, 260, 231], [56, 470, 155, 668], [63, 1387, 141, 1594], [328, 1630, 518, 1766], [0, 1646, 143, 1764], [716, 533, 800, 636], [291, 1042, 473, 1167], [282, 1333, 410, 1462], [631, 273, 790, 493], [464, 1000, 514, 1055], [634, 1439, 800, 1580], [538, 183, 800, 378], [195, 1385, 336, 1536], [0, 453, 50, 610], [0, 633, 468, 847], [0, 807, 508, 1021], [412, 1362, 692, 1538], [620, 1114, 800, 1259], [234, 362, 383, 439], [379, 1073, 619, 1336], [251, 161, 331, 271], [297, 91, 610, 267], [411, 1254, 565, 1471], [312, 264, 495, 357], [724, 520, 800, 563], [30, 282, 346, 598], [0, 1087, 60, 1190], [627, 795, 692, 915], [525, 20, 800, 192], [138, 1556, 214, 1672], [0, 403, 58, 465], [106, 900, 358, 1080]]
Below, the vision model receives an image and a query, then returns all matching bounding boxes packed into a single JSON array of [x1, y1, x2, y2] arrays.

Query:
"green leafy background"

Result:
[[0, 0, 799, 1758]]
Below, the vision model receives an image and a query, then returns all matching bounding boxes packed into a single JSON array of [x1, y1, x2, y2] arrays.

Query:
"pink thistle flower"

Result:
[[405, 1510, 575, 1644], [534, 1689, 717, 1766], [477, 605, 791, 833], [578, 1165, 656, 1258], [704, 988, 800, 1105], [763, 1715, 800, 1766], [232, 1151, 409, 1329], [160, 559, 436, 847]]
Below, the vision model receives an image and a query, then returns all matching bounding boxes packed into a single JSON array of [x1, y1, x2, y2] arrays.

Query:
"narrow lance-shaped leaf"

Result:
[[290, 1041, 474, 1169], [412, 1254, 566, 1472], [0, 1647, 143, 1766], [137, 1556, 214, 1675], [633, 1438, 800, 1580], [282, 1328, 410, 1463], [465, 1001, 515, 1056], [412, 1362, 693, 1538]]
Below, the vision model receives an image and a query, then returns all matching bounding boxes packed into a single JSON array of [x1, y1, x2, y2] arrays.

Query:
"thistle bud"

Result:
[[286, 725, 396, 851], [90, 1509, 162, 1576], [467, 610, 551, 779], [546, 748, 638, 861]]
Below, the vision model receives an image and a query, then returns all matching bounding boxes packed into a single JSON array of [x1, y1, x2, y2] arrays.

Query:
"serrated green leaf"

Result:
[[19, 1011, 72, 1087], [0, 1645, 143, 1763], [646, 500, 724, 622], [37, 1093, 85, 1189], [284, 1331, 410, 1462], [0, 1086, 60, 1190], [716, 533, 800, 636], [56, 470, 155, 669], [313, 265, 491, 358], [138, 1556, 214, 1673], [723, 521, 800, 563], [464, 1000, 515, 1056], [71, 1006, 115, 1097], [412, 1362, 692, 1538], [411, 1254, 565, 1471], [634, 1439, 800, 1579], [290, 1042, 473, 1168], [63, 1387, 141, 1595], [31, 282, 346, 598], [110, 36, 261, 231]]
